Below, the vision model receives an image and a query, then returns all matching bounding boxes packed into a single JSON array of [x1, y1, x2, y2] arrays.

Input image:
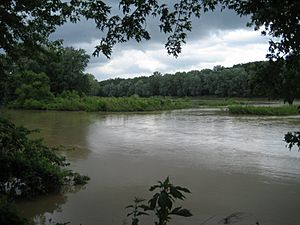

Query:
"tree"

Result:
[[3, 46, 91, 95], [86, 73, 101, 96], [4, 71, 53, 104], [46, 47, 91, 94], [219, 0, 300, 60]]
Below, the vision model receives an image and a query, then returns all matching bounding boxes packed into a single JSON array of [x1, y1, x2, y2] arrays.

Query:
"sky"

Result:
[[50, 4, 271, 81]]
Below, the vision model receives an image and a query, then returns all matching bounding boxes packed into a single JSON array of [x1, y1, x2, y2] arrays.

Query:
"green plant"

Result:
[[228, 105, 299, 116], [125, 198, 149, 225], [0, 196, 33, 225], [126, 177, 192, 225], [0, 117, 89, 198]]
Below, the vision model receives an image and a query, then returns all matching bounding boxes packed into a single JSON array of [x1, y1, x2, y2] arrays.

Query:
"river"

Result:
[[5, 108, 300, 225]]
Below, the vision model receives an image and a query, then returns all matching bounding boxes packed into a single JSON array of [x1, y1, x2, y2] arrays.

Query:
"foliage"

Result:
[[1, 0, 298, 61], [97, 62, 300, 100], [284, 132, 300, 151], [0, 117, 89, 198], [0, 196, 33, 225], [228, 105, 299, 116], [4, 71, 54, 104], [194, 99, 243, 107], [219, 0, 300, 60], [87, 73, 101, 96], [125, 198, 149, 225], [0, 1, 69, 57], [125, 177, 192, 225], [146, 177, 192, 225], [8, 93, 195, 112], [3, 46, 92, 95]]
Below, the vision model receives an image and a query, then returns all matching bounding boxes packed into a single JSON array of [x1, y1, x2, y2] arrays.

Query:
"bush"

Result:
[[125, 177, 192, 225], [0, 197, 32, 225], [228, 105, 299, 116], [6, 71, 54, 104], [0, 117, 89, 198]]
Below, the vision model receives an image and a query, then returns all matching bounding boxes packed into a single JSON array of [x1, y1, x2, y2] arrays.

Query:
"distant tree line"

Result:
[[1, 45, 299, 106], [98, 61, 300, 103]]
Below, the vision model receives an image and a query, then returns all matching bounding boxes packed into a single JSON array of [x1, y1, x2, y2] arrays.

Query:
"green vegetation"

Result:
[[228, 105, 299, 116], [192, 98, 243, 107], [125, 177, 192, 225], [7, 91, 193, 112], [0, 117, 89, 198], [98, 62, 300, 105], [98, 65, 256, 98], [0, 116, 89, 225], [7, 88, 249, 112], [0, 197, 32, 225], [1, 46, 95, 103]]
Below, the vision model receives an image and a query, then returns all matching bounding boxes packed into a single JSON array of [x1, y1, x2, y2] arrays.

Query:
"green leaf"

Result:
[[158, 192, 172, 210], [170, 186, 185, 200], [163, 176, 170, 186], [148, 193, 159, 210], [127, 212, 133, 217], [175, 186, 191, 193], [170, 207, 193, 217]]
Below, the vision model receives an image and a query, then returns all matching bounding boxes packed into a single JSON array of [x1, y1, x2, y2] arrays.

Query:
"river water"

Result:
[[5, 109, 300, 225]]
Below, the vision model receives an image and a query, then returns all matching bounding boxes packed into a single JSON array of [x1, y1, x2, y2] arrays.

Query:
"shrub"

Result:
[[0, 197, 32, 225], [0, 117, 89, 198], [228, 105, 299, 116], [125, 177, 192, 225]]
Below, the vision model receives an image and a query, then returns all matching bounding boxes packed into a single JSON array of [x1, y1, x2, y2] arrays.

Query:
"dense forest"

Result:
[[1, 45, 299, 108], [98, 61, 297, 100]]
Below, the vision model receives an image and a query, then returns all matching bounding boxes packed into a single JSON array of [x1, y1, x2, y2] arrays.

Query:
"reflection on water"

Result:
[[4, 109, 300, 225]]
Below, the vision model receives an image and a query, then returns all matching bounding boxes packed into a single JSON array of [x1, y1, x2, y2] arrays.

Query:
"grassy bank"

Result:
[[191, 98, 243, 107], [8, 95, 194, 112], [228, 105, 299, 116], [7, 91, 262, 112]]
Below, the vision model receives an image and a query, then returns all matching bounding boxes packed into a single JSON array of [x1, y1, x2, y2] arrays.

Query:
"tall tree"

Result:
[[3, 46, 91, 95]]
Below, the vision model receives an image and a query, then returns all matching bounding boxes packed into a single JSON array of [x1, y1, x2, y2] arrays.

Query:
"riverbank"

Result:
[[6, 93, 299, 116], [6, 94, 245, 112], [228, 105, 299, 116]]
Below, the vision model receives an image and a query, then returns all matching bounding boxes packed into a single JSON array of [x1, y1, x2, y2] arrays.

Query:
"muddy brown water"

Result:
[[4, 109, 300, 225]]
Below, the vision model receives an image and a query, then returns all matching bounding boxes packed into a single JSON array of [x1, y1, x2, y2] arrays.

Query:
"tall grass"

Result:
[[192, 98, 243, 107], [9, 95, 193, 112], [228, 105, 299, 116]]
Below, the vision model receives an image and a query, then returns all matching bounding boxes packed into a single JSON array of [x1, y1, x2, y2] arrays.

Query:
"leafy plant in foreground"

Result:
[[125, 198, 149, 225], [126, 177, 192, 225]]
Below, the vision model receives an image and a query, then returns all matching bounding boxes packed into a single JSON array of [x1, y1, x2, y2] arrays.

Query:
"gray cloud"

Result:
[[50, 4, 250, 47], [49, 2, 268, 80], [50, 19, 100, 45]]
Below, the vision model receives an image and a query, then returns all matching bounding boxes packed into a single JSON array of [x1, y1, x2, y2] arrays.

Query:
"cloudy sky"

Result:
[[50, 4, 270, 81]]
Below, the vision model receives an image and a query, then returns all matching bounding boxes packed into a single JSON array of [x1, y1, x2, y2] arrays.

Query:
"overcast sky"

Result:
[[50, 5, 270, 81]]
